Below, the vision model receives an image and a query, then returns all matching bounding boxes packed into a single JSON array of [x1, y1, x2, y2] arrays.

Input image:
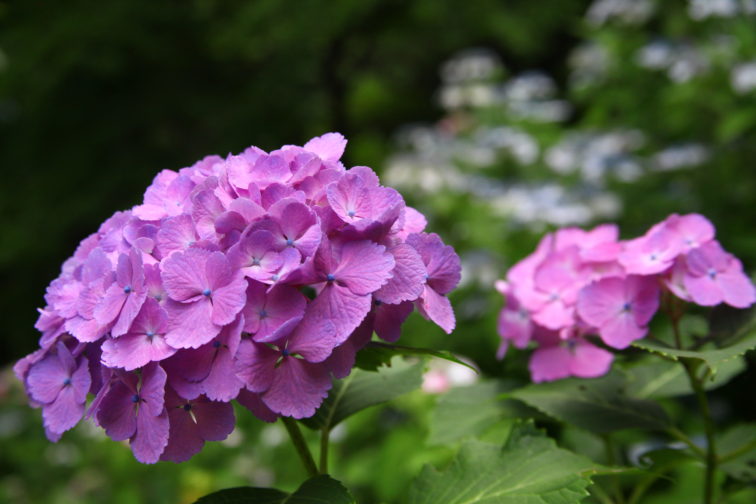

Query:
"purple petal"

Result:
[[161, 403, 204, 463], [407, 233, 461, 295], [42, 386, 85, 435], [569, 341, 613, 378], [236, 389, 279, 422], [416, 286, 455, 334], [333, 240, 394, 295], [131, 409, 169, 464], [210, 272, 247, 326], [261, 358, 332, 418], [374, 301, 414, 342], [375, 244, 426, 304], [300, 284, 371, 351], [164, 299, 219, 349], [529, 345, 572, 383], [27, 355, 67, 404], [193, 399, 236, 441], [98, 381, 138, 441], [234, 340, 277, 393]]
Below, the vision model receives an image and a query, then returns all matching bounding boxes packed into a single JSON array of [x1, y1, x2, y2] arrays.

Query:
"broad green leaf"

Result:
[[428, 381, 539, 445], [633, 329, 756, 376], [355, 341, 475, 372], [625, 357, 745, 399], [508, 371, 671, 433], [718, 424, 756, 483], [194, 475, 354, 504], [409, 421, 607, 504], [301, 356, 424, 431]]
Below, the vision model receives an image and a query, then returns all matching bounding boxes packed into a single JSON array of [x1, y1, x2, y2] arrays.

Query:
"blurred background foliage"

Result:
[[2, 0, 756, 503]]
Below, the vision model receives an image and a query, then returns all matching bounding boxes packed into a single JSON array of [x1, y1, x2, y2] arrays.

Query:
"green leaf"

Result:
[[355, 341, 475, 372], [718, 424, 756, 483], [409, 420, 607, 504], [301, 356, 424, 431], [633, 329, 756, 376], [508, 371, 671, 433], [625, 357, 745, 399], [194, 475, 355, 504], [428, 381, 539, 445]]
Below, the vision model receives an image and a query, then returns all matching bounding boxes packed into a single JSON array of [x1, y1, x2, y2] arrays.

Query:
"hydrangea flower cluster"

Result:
[[14, 133, 461, 463], [496, 214, 756, 382]]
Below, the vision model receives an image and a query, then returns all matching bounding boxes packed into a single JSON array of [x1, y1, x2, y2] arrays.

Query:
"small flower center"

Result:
[[621, 302, 632, 312], [202, 288, 212, 297], [281, 348, 290, 357], [62, 377, 72, 386], [183, 403, 192, 412], [707, 268, 717, 279], [285, 238, 295, 246], [213, 340, 222, 349], [374, 299, 383, 306], [271, 274, 280, 282], [259, 309, 268, 319], [548, 292, 560, 302], [649, 253, 658, 261], [146, 331, 155, 339], [347, 210, 356, 218], [123, 285, 132, 294], [131, 394, 140, 403], [326, 273, 336, 282], [251, 257, 261, 266]]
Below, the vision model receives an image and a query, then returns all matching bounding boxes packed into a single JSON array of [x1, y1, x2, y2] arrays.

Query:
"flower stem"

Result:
[[602, 434, 625, 504], [683, 360, 717, 504], [320, 428, 330, 474], [670, 313, 718, 504], [281, 417, 318, 477]]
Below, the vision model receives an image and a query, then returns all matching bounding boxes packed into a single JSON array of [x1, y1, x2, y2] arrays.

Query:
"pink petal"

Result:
[[569, 341, 613, 378], [599, 312, 647, 349], [577, 277, 627, 327], [719, 269, 756, 308], [304, 132, 347, 162], [529, 345, 572, 383], [684, 274, 723, 306], [161, 248, 212, 301]]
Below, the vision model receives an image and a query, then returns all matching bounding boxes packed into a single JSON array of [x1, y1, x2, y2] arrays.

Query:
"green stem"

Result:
[[682, 360, 717, 504], [320, 428, 330, 474], [281, 417, 318, 477], [590, 483, 615, 504], [666, 426, 706, 459], [602, 434, 625, 504], [669, 313, 717, 504], [627, 461, 679, 504]]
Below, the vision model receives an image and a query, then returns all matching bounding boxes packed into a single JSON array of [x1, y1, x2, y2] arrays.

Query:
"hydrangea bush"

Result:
[[14, 133, 461, 468], [497, 213, 756, 382]]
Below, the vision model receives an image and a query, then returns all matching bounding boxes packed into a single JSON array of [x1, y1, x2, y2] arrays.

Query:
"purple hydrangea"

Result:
[[497, 215, 755, 383], [15, 133, 461, 463]]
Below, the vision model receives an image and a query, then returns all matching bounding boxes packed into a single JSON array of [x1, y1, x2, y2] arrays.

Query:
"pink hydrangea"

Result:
[[15, 132, 461, 463], [497, 214, 755, 382]]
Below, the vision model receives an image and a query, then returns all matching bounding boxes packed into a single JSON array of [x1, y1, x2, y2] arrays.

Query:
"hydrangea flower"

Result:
[[15, 133, 461, 463], [497, 214, 755, 382]]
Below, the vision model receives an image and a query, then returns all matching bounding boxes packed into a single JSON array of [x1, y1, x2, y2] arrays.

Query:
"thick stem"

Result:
[[281, 417, 318, 477], [320, 428, 330, 474]]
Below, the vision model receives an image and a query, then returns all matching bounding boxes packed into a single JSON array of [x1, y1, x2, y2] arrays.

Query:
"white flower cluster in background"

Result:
[[586, 0, 655, 26], [688, 0, 756, 20]]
